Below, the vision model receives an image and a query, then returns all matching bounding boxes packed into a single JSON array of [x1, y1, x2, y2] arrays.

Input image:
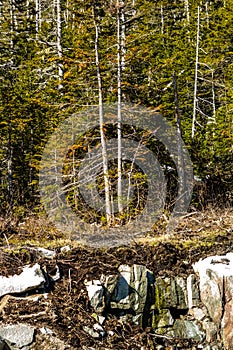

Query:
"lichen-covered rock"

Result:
[[175, 277, 188, 309], [154, 277, 177, 310], [156, 309, 174, 328], [103, 264, 154, 326], [221, 275, 233, 349], [202, 318, 219, 343], [193, 253, 233, 349], [154, 276, 189, 312], [189, 307, 206, 321], [187, 274, 200, 308], [172, 319, 205, 342], [193, 254, 233, 323], [82, 256, 233, 348]]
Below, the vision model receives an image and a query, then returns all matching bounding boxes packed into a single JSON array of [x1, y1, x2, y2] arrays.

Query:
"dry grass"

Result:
[[0, 207, 233, 252], [138, 207, 233, 249]]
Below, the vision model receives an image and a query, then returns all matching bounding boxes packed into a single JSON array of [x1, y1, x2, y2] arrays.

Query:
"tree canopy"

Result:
[[0, 0, 232, 219]]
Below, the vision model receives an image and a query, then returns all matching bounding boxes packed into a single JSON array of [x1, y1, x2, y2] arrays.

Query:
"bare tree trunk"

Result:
[[7, 0, 15, 209], [57, 0, 63, 90], [64, 0, 69, 25], [94, 15, 111, 223], [7, 121, 13, 210], [35, 0, 41, 35], [184, 0, 190, 23], [9, 0, 15, 65], [205, 1, 209, 28], [192, 6, 200, 139], [121, 2, 126, 71], [173, 72, 187, 206], [117, 0, 123, 214], [211, 70, 216, 123], [160, 4, 164, 34]]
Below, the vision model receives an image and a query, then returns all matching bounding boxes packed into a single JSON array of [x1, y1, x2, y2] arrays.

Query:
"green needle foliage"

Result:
[[0, 0, 232, 219]]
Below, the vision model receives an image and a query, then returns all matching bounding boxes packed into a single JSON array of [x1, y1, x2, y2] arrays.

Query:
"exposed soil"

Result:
[[0, 208, 233, 349]]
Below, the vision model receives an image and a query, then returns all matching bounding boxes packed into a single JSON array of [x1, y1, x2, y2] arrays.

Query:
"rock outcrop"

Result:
[[85, 253, 233, 350], [1, 247, 233, 349]]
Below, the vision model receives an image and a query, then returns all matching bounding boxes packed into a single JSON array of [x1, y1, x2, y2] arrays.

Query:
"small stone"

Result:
[[202, 318, 218, 343], [49, 265, 60, 282], [93, 323, 105, 337], [190, 307, 206, 321], [97, 315, 105, 325], [110, 265, 131, 309], [83, 326, 101, 339], [172, 319, 205, 342], [92, 313, 105, 325], [107, 264, 153, 327], [85, 280, 105, 313], [37, 247, 56, 259], [60, 246, 71, 254], [156, 309, 174, 328], [40, 327, 54, 335], [0, 324, 35, 349], [155, 346, 164, 350]]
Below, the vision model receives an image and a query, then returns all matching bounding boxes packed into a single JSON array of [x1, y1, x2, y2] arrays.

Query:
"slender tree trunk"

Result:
[[9, 0, 15, 66], [26, 0, 30, 21], [192, 6, 200, 139], [64, 0, 69, 25], [184, 0, 190, 23], [57, 0, 63, 90], [173, 72, 187, 206], [205, 1, 209, 28], [160, 4, 164, 34], [35, 0, 41, 35], [117, 0, 123, 214], [121, 2, 126, 71], [7, 0, 15, 209], [94, 15, 111, 223], [7, 121, 13, 209], [211, 70, 216, 123]]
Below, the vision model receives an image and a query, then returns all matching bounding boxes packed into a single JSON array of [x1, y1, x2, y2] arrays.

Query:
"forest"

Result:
[[0, 0, 232, 228]]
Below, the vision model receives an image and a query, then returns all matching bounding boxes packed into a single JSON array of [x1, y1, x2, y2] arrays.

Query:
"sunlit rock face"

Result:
[[0, 263, 46, 297], [193, 253, 233, 350]]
